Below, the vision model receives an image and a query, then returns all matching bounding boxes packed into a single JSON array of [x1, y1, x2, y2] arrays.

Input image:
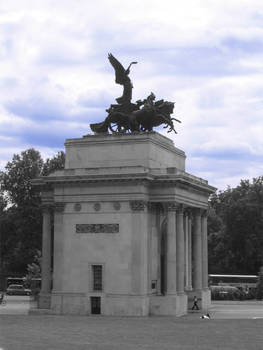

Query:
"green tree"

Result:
[[0, 149, 43, 207], [0, 149, 65, 276], [42, 151, 65, 176], [208, 177, 263, 274]]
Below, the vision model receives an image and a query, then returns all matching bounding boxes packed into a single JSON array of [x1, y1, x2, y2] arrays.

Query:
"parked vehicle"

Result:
[[6, 284, 32, 296], [210, 285, 246, 300]]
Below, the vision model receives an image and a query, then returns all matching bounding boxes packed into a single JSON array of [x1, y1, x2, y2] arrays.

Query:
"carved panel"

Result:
[[76, 224, 119, 234], [130, 200, 146, 211], [93, 203, 101, 211], [113, 202, 121, 211]]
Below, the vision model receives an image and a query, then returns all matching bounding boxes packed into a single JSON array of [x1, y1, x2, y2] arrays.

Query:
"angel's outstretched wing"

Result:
[[108, 53, 126, 85]]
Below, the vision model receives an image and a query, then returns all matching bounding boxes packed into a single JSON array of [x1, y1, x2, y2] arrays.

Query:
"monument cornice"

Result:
[[32, 171, 216, 195]]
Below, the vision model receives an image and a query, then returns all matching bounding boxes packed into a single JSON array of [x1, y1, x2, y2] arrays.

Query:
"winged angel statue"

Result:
[[89, 54, 180, 134], [108, 53, 137, 104]]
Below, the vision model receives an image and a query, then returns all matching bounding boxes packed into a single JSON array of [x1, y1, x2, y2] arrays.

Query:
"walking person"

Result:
[[191, 295, 199, 310], [0, 292, 5, 305]]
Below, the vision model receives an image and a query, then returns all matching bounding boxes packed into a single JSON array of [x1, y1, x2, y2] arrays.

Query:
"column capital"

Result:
[[177, 204, 185, 215], [192, 207, 202, 216], [184, 207, 192, 217], [201, 209, 208, 218], [147, 202, 158, 211], [41, 204, 53, 213], [130, 200, 147, 211], [166, 202, 178, 211], [54, 202, 65, 213]]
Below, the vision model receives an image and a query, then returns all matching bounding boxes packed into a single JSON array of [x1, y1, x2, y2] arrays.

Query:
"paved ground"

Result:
[[210, 300, 263, 319], [0, 298, 263, 350]]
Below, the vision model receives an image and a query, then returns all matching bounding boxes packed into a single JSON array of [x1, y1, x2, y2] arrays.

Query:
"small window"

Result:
[[92, 265, 103, 291], [90, 296, 101, 314]]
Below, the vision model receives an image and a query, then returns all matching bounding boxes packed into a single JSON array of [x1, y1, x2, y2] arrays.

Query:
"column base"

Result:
[[51, 292, 150, 316], [38, 292, 51, 309], [150, 294, 187, 316], [51, 291, 87, 315]]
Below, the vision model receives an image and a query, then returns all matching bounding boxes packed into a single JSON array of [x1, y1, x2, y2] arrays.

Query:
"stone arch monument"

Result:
[[33, 54, 216, 316], [34, 132, 215, 316]]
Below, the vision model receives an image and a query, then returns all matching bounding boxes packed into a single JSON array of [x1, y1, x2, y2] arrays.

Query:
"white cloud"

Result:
[[0, 0, 263, 190]]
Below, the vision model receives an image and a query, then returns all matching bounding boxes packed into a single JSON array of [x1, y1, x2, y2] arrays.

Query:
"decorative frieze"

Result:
[[76, 224, 119, 233], [129, 200, 146, 211], [54, 202, 65, 213]]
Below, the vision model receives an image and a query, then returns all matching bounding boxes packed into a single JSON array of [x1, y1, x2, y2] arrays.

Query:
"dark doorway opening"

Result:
[[90, 296, 101, 314]]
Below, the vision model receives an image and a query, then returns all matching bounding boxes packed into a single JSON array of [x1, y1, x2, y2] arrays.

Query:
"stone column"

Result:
[[184, 211, 189, 290], [192, 208, 202, 291], [156, 204, 162, 295], [39, 204, 52, 308], [188, 213, 192, 290], [176, 205, 185, 293], [166, 202, 177, 295], [201, 210, 208, 289], [130, 200, 148, 296], [52, 203, 65, 292]]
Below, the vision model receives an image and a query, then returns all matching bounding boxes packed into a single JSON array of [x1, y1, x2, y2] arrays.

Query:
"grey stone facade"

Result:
[[34, 132, 215, 316]]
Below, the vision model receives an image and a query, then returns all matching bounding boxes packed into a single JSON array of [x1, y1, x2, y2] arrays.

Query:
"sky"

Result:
[[0, 0, 263, 191]]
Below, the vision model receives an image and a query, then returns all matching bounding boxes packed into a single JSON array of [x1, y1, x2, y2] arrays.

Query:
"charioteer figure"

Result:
[[89, 54, 181, 135]]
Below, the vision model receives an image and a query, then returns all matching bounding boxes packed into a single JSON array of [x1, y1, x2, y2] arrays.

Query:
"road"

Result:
[[0, 295, 37, 315]]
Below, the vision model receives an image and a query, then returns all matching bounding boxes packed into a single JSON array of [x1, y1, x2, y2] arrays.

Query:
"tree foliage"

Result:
[[208, 177, 263, 274], [0, 149, 65, 276]]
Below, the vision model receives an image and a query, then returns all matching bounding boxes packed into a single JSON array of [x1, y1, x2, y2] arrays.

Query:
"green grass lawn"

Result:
[[0, 315, 263, 350]]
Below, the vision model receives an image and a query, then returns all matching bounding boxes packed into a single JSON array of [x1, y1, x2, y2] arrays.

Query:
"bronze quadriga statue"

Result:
[[90, 54, 181, 134]]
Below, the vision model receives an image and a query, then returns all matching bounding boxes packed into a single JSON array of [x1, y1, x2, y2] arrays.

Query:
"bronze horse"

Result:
[[90, 100, 180, 134], [89, 55, 181, 135]]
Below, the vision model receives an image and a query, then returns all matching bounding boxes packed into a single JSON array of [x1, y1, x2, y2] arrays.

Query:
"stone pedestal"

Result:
[[34, 132, 215, 316], [38, 293, 51, 309]]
